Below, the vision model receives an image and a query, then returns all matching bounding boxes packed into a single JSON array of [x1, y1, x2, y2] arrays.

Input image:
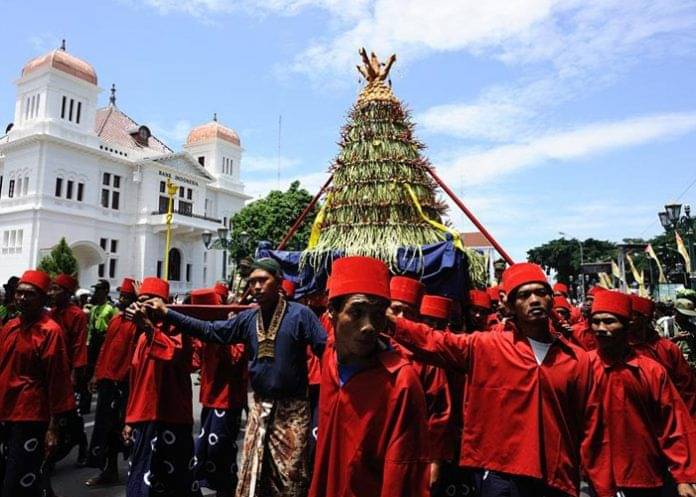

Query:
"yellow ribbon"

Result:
[[307, 194, 330, 249], [404, 184, 465, 252]]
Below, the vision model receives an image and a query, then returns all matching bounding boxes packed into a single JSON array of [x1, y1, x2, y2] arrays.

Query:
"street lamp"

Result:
[[201, 227, 250, 283], [658, 211, 670, 230], [656, 203, 696, 289], [665, 203, 683, 225], [559, 231, 585, 301]]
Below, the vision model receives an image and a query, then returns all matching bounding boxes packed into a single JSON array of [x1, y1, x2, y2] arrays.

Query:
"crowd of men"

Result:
[[2, 257, 696, 497]]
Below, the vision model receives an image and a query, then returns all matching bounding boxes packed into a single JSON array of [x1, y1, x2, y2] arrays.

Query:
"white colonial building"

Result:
[[0, 43, 251, 294]]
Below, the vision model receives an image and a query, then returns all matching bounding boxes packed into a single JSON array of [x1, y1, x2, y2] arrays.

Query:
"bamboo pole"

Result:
[[425, 166, 514, 265]]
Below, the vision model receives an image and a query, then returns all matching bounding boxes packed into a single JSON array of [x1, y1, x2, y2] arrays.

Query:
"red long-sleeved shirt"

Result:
[[50, 303, 88, 369], [309, 345, 429, 497], [94, 313, 138, 382], [571, 321, 598, 351], [199, 343, 247, 410], [392, 317, 599, 496], [0, 313, 75, 421], [126, 325, 196, 424], [633, 335, 696, 417], [584, 351, 696, 496]]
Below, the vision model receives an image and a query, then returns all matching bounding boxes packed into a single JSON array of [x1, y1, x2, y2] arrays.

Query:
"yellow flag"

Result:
[[307, 193, 331, 249], [611, 260, 623, 282], [645, 244, 667, 284], [626, 254, 643, 286], [676, 231, 692, 273], [598, 272, 614, 289]]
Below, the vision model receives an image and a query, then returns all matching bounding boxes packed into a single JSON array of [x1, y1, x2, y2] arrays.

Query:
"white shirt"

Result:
[[527, 337, 552, 365]]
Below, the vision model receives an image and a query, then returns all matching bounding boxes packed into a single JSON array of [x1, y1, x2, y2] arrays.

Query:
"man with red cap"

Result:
[[214, 282, 229, 304], [466, 289, 493, 331], [124, 277, 200, 497], [570, 286, 602, 350], [486, 286, 503, 328], [584, 291, 696, 497], [45, 273, 90, 467], [389, 279, 453, 493], [141, 258, 326, 497], [309, 256, 429, 497], [0, 270, 75, 497], [189, 288, 247, 497], [420, 294, 453, 331], [629, 294, 696, 417], [387, 262, 598, 497], [84, 277, 139, 486]]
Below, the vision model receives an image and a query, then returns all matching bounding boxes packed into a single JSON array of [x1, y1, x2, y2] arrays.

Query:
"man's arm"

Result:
[[302, 308, 327, 358], [165, 308, 247, 345], [388, 316, 471, 371]]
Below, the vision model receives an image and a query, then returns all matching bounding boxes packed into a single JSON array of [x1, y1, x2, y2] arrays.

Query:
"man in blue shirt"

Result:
[[139, 258, 326, 497]]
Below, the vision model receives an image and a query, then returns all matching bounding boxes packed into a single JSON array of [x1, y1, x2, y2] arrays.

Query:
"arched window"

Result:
[[168, 248, 182, 281]]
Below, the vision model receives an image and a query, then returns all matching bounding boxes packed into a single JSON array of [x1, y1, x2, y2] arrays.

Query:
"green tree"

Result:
[[222, 180, 317, 261], [38, 237, 79, 278], [527, 238, 617, 284]]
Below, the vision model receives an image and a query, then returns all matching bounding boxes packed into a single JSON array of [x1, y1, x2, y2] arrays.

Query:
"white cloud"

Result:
[[435, 111, 696, 187], [27, 34, 60, 53], [149, 119, 192, 146], [244, 154, 301, 173]]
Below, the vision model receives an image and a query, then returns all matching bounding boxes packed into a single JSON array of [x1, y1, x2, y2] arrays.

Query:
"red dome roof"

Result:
[[22, 49, 97, 85], [186, 120, 240, 147]]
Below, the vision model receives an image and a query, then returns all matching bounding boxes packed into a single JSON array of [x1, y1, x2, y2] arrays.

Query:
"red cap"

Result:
[[469, 290, 492, 310], [592, 291, 632, 320], [118, 278, 136, 295], [20, 270, 51, 293], [630, 294, 655, 318], [553, 283, 569, 296], [390, 276, 424, 306], [587, 286, 606, 297], [139, 277, 169, 300], [190, 288, 221, 305], [214, 282, 228, 299], [486, 286, 500, 302], [420, 295, 453, 320], [54, 273, 78, 293], [328, 256, 390, 301], [553, 296, 572, 311], [281, 280, 296, 299], [501, 263, 548, 295]]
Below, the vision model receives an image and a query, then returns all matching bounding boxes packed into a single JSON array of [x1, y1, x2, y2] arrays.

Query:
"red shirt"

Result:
[[199, 343, 247, 410], [309, 345, 429, 497], [571, 321, 598, 351], [307, 346, 322, 386], [633, 335, 696, 416], [585, 351, 696, 496], [94, 314, 138, 382], [392, 317, 597, 496], [50, 303, 88, 369], [126, 325, 196, 424], [0, 313, 75, 421]]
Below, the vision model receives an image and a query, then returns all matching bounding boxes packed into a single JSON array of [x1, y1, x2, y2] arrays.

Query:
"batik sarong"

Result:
[[193, 407, 242, 494], [87, 379, 130, 469], [126, 421, 201, 497], [236, 395, 310, 497], [0, 421, 48, 497], [45, 409, 86, 465]]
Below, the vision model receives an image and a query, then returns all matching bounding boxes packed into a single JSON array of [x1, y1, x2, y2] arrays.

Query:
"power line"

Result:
[[639, 173, 696, 236]]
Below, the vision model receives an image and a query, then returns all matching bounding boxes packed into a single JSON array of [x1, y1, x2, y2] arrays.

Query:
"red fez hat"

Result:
[[630, 294, 655, 318], [587, 286, 606, 297], [214, 282, 228, 299], [20, 270, 51, 293], [54, 273, 78, 293], [328, 256, 390, 301], [281, 280, 296, 299], [553, 283, 569, 295], [139, 277, 169, 300], [501, 263, 548, 295], [592, 291, 632, 320], [118, 278, 136, 295], [190, 288, 221, 305], [553, 296, 572, 311], [486, 286, 500, 302], [420, 295, 453, 320], [390, 276, 424, 306], [469, 289, 492, 310]]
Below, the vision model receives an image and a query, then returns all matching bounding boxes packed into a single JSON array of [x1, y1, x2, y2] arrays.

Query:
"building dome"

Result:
[[21, 47, 97, 85], [186, 117, 240, 147]]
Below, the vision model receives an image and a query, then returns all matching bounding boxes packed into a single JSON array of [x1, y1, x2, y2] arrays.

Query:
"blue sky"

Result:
[[2, 0, 696, 261]]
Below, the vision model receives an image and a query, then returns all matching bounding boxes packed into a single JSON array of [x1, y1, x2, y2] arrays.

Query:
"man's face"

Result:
[[467, 306, 490, 330], [591, 312, 628, 351], [47, 283, 70, 307], [332, 294, 388, 360], [553, 307, 571, 322], [389, 300, 418, 321], [15, 283, 46, 317], [509, 283, 552, 324], [248, 269, 280, 307], [119, 292, 136, 309], [582, 295, 595, 316], [91, 287, 107, 304]]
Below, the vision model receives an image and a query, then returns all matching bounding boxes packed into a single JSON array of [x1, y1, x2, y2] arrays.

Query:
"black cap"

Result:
[[91, 279, 110, 292]]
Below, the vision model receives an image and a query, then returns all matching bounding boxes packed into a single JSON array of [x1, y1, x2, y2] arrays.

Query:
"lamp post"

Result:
[[162, 179, 178, 281], [658, 203, 695, 288], [202, 227, 249, 284], [559, 231, 585, 302]]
